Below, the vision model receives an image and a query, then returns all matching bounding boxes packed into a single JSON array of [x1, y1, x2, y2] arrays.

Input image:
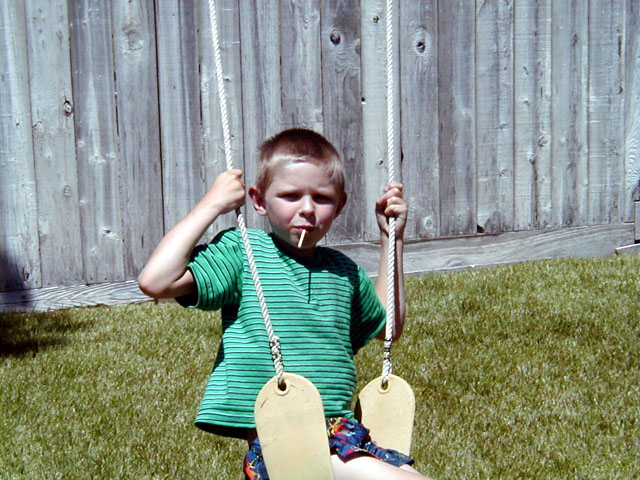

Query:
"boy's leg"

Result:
[[400, 464, 428, 475], [330, 454, 432, 480]]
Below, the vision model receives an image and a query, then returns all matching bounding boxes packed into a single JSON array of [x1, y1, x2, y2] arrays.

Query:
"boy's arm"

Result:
[[374, 183, 407, 341], [138, 170, 245, 299]]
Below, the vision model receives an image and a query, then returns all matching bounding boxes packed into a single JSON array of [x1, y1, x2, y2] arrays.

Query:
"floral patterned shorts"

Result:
[[243, 417, 414, 480]]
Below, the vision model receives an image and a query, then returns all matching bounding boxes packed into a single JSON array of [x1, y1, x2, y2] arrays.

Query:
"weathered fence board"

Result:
[[198, 0, 242, 235], [360, 0, 387, 241], [26, 0, 83, 287], [400, 0, 438, 240], [401, 224, 635, 276], [636, 201, 640, 242], [0, 1, 41, 291], [514, 0, 552, 231], [588, 0, 626, 225], [0, 279, 148, 313], [239, 0, 281, 230], [438, 0, 476, 236], [156, 0, 205, 232], [112, 0, 164, 277], [476, 0, 514, 234], [551, 0, 588, 228], [280, 0, 323, 133], [69, 0, 125, 284], [625, 0, 640, 211], [322, 0, 364, 244], [361, 0, 400, 241]]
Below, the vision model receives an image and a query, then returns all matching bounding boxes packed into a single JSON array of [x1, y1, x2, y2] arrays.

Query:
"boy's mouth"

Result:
[[294, 226, 315, 249]]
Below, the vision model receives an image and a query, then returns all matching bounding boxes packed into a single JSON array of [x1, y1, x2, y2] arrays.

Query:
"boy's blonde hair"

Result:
[[256, 128, 346, 195]]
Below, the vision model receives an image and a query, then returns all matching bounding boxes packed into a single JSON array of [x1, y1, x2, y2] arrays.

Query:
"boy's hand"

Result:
[[204, 169, 246, 215], [138, 169, 245, 300], [376, 182, 408, 239]]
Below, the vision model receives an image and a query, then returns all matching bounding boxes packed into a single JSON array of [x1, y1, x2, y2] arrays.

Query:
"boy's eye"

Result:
[[314, 194, 334, 204], [281, 193, 300, 200]]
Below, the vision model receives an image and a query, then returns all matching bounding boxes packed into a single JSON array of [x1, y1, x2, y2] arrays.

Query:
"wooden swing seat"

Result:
[[255, 372, 334, 480], [356, 374, 416, 455], [255, 372, 415, 480]]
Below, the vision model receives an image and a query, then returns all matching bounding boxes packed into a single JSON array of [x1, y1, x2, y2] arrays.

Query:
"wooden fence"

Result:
[[1, 0, 639, 310]]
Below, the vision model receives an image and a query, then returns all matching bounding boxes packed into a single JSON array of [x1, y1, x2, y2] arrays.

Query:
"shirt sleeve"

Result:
[[350, 265, 386, 353], [177, 228, 244, 310]]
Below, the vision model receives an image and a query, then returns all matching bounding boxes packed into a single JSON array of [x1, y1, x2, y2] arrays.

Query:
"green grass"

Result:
[[1, 254, 637, 479]]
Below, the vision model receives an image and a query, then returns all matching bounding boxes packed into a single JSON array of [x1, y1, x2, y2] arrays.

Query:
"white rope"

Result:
[[207, 0, 284, 386], [382, 0, 396, 387], [208, 0, 397, 389]]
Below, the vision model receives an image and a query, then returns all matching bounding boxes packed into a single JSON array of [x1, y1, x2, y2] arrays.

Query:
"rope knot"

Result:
[[269, 337, 282, 363]]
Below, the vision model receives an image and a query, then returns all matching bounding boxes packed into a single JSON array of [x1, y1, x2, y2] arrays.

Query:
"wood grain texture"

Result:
[[587, 0, 625, 225], [25, 0, 84, 286], [69, 0, 125, 284], [321, 0, 364, 244], [361, 0, 401, 241], [239, 0, 281, 230], [0, 279, 148, 313], [0, 1, 41, 290], [476, 0, 514, 234], [336, 224, 635, 278], [550, 1, 588, 228], [514, 0, 552, 230], [156, 0, 205, 233], [636, 201, 640, 242], [400, 0, 439, 239], [280, 0, 323, 133], [438, 0, 476, 236], [112, 0, 163, 278], [198, 0, 243, 236], [624, 0, 640, 216]]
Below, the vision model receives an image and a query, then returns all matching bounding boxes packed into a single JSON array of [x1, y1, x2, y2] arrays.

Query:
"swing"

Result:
[[206, 0, 414, 477], [353, 0, 415, 454]]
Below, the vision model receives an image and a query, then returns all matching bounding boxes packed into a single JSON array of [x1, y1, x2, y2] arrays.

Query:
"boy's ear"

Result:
[[335, 193, 347, 218], [248, 186, 268, 216]]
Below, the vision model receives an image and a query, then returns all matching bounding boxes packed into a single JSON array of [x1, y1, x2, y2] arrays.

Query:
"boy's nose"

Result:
[[299, 197, 315, 216]]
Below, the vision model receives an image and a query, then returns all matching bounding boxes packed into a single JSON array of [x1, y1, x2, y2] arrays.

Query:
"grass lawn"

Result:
[[1, 254, 637, 479]]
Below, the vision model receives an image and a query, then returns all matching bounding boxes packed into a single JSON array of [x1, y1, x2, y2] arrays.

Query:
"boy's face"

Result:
[[250, 161, 346, 257]]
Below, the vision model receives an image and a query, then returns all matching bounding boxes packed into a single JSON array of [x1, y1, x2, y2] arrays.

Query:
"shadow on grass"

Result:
[[1, 246, 97, 357], [0, 309, 95, 358]]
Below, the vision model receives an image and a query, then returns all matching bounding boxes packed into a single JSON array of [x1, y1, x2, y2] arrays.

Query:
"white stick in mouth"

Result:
[[297, 230, 306, 248]]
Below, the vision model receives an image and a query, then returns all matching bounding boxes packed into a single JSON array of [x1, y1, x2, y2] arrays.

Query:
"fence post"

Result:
[[635, 201, 640, 244]]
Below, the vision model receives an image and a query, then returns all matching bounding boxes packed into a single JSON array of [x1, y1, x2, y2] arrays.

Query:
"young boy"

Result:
[[138, 129, 427, 479]]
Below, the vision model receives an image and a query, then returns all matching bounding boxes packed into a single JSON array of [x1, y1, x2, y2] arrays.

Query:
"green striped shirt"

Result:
[[183, 228, 385, 438]]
